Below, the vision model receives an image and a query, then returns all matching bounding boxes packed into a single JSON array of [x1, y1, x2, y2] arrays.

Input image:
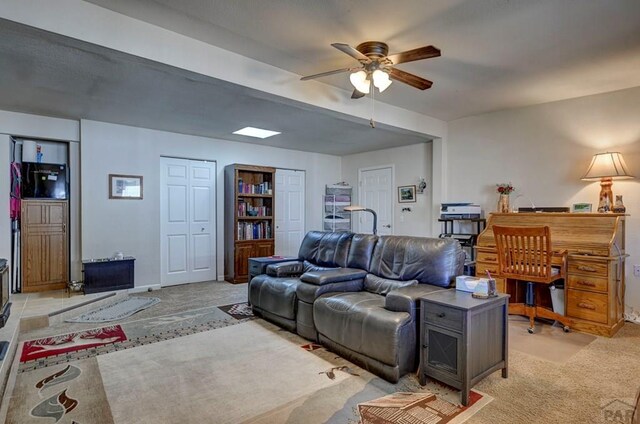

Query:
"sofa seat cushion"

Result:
[[249, 275, 302, 320], [364, 274, 417, 295], [314, 292, 412, 367], [301, 268, 367, 285]]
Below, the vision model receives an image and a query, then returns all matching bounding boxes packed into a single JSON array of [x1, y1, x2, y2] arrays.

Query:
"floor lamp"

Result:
[[344, 205, 377, 235]]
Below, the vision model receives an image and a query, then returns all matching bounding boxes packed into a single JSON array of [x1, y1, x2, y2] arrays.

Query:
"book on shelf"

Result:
[[236, 221, 272, 240]]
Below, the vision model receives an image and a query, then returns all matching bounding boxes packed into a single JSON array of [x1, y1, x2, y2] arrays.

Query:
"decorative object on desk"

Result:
[[613, 195, 626, 213], [581, 152, 634, 212], [497, 194, 510, 213], [417, 177, 427, 194], [109, 174, 143, 199], [571, 203, 593, 213], [344, 205, 377, 234], [398, 185, 416, 203], [495, 183, 514, 213]]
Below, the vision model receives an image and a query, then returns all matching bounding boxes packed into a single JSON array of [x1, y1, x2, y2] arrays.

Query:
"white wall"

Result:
[[341, 142, 433, 237], [80, 120, 341, 289], [447, 86, 640, 312]]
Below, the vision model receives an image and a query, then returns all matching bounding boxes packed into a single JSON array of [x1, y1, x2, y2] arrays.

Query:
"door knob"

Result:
[[201, 227, 205, 232], [383, 224, 391, 228]]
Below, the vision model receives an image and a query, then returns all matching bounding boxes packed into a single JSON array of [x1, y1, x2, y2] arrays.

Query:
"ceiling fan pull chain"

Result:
[[370, 87, 376, 128]]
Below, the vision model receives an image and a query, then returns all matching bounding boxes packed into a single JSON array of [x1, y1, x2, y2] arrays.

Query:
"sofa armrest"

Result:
[[300, 268, 367, 286], [266, 261, 304, 277], [385, 285, 450, 317]]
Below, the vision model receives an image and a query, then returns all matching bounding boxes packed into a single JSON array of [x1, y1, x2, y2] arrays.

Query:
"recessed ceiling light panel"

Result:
[[232, 126, 281, 139]]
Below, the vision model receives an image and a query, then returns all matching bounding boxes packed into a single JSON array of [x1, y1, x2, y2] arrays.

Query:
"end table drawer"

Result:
[[424, 304, 463, 332]]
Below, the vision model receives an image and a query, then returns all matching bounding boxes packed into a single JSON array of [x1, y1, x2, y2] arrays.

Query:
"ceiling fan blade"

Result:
[[300, 67, 355, 81], [331, 43, 370, 62], [389, 68, 433, 90], [351, 89, 366, 99], [386, 45, 441, 65]]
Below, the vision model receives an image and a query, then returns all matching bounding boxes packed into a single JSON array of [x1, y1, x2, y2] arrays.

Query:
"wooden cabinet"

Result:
[[419, 291, 509, 406], [224, 164, 276, 283], [476, 212, 626, 337], [21, 199, 69, 292]]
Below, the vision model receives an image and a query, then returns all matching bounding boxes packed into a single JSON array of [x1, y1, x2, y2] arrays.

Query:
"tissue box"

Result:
[[456, 276, 490, 293]]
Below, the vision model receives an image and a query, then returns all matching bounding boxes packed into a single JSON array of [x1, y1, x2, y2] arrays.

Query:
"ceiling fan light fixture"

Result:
[[350, 70, 370, 94], [372, 69, 392, 92]]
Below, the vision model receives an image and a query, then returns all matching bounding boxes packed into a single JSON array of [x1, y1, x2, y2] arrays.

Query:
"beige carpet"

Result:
[[508, 316, 596, 364]]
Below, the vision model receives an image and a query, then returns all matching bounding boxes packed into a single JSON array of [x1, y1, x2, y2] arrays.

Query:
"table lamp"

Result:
[[344, 205, 377, 235], [581, 152, 634, 212]]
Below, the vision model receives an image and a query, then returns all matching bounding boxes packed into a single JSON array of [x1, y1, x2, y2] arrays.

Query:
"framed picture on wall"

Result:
[[398, 185, 417, 203], [109, 174, 143, 199]]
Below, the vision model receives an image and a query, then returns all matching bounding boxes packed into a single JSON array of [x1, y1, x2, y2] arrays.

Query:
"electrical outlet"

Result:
[[634, 265, 640, 277]]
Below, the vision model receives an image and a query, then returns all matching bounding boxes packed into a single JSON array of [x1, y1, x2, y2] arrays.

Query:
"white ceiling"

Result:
[[2, 1, 639, 156], [85, 0, 640, 121]]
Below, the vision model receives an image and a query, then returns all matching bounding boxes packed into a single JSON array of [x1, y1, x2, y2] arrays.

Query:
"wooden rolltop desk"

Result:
[[475, 213, 627, 337]]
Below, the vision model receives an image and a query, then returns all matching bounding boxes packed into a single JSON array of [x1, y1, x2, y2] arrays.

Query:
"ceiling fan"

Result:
[[301, 41, 441, 99]]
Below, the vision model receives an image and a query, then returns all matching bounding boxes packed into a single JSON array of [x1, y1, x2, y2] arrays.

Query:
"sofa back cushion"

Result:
[[297, 231, 353, 268], [368, 236, 464, 287], [346, 234, 378, 270], [364, 274, 417, 295]]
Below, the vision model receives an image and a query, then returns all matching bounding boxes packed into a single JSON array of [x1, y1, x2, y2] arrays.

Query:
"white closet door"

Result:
[[275, 169, 305, 257], [359, 166, 393, 235], [161, 158, 216, 286]]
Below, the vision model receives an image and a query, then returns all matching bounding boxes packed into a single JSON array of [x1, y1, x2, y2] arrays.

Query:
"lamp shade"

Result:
[[349, 71, 370, 94], [581, 152, 634, 180], [372, 70, 392, 92]]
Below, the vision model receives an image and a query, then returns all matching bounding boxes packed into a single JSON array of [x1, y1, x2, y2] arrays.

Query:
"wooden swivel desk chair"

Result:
[[493, 225, 573, 334]]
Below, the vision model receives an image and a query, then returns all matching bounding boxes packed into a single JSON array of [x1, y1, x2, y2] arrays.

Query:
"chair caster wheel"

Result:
[[563, 326, 570, 333], [527, 327, 534, 334]]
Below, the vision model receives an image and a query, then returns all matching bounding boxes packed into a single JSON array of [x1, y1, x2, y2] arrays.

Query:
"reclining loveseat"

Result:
[[249, 231, 464, 382]]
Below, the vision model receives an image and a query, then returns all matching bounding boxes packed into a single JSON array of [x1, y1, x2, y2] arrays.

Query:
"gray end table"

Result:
[[419, 290, 509, 406]]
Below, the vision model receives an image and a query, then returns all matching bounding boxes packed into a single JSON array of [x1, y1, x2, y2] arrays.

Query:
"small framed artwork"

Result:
[[109, 174, 143, 199], [571, 203, 592, 213], [398, 185, 417, 203]]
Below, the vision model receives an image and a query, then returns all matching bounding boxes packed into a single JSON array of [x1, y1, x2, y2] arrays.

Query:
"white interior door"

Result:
[[161, 157, 216, 286], [359, 166, 393, 235], [275, 169, 305, 257]]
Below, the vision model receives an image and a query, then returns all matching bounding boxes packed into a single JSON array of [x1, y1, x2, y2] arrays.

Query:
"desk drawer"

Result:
[[476, 262, 499, 276], [476, 252, 498, 264], [567, 275, 608, 293], [424, 304, 463, 333], [566, 289, 608, 324], [568, 259, 608, 277]]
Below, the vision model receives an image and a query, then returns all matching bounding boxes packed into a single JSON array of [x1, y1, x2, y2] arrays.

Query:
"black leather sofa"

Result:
[[248, 231, 464, 382]]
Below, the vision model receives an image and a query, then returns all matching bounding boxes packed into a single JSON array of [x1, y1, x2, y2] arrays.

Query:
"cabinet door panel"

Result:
[[235, 243, 253, 282], [254, 241, 274, 258]]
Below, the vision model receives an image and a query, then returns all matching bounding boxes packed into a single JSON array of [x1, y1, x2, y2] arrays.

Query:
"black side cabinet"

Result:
[[83, 257, 135, 294], [419, 290, 509, 405]]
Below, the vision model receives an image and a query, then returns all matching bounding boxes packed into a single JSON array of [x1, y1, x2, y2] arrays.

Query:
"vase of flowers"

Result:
[[496, 183, 515, 213]]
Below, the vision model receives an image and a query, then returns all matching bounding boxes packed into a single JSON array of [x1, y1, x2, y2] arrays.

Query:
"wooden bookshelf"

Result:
[[224, 164, 276, 283]]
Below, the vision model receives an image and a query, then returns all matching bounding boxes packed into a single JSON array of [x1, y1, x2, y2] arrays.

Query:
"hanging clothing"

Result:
[[10, 161, 21, 219]]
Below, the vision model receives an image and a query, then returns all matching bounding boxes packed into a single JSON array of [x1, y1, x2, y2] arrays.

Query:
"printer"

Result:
[[440, 203, 482, 219]]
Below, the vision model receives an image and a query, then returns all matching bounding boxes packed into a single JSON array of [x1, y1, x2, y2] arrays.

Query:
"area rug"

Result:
[[357, 391, 485, 424], [7, 318, 491, 424], [19, 305, 244, 372], [218, 301, 254, 320], [20, 325, 127, 362], [65, 296, 161, 323]]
